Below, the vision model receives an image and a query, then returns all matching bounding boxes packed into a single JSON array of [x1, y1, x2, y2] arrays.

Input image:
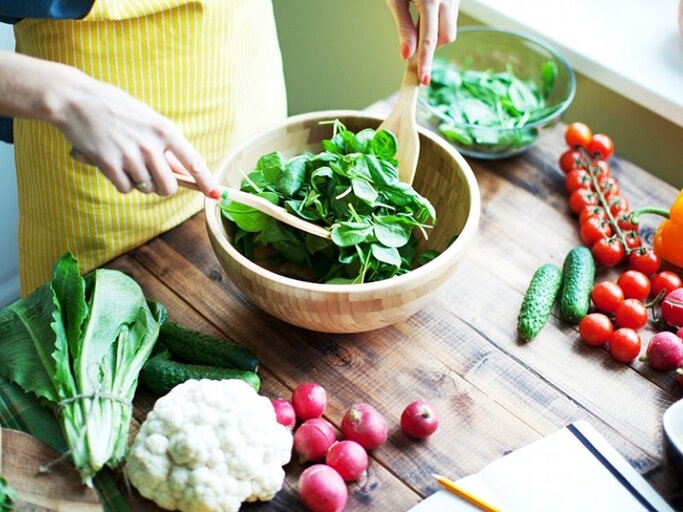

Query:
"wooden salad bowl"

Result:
[[204, 110, 480, 333]]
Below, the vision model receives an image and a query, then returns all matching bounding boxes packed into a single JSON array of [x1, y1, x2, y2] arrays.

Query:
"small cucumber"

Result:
[[141, 357, 260, 396], [559, 246, 596, 323], [159, 322, 259, 372], [517, 263, 563, 342]]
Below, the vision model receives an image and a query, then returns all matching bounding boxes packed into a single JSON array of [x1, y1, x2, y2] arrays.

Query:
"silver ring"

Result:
[[134, 181, 151, 191]]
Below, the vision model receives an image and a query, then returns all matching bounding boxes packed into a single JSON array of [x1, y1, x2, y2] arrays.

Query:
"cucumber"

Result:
[[559, 246, 596, 323], [159, 322, 259, 372], [141, 356, 260, 396], [517, 263, 563, 342]]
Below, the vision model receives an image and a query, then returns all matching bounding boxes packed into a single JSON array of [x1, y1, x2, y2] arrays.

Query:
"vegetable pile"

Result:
[[221, 120, 437, 284], [0, 253, 166, 485], [423, 58, 559, 151]]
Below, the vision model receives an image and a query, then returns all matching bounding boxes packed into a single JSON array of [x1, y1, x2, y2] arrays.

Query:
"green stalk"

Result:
[[630, 207, 670, 225]]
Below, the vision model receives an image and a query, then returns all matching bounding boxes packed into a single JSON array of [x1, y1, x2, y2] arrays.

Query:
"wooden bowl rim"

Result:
[[204, 109, 480, 294]]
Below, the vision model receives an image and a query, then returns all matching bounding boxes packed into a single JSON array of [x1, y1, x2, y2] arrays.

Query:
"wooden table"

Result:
[[109, 99, 683, 511]]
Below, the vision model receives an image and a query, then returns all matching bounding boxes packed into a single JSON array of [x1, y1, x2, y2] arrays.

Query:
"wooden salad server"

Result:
[[377, 56, 420, 185]]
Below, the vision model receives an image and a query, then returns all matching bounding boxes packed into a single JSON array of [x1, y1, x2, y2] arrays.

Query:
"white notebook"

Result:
[[411, 420, 674, 512]]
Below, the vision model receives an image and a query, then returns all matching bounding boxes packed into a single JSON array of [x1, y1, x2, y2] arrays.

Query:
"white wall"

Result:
[[0, 24, 19, 306]]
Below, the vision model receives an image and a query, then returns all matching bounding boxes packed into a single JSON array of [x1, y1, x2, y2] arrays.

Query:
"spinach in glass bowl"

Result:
[[420, 27, 576, 159]]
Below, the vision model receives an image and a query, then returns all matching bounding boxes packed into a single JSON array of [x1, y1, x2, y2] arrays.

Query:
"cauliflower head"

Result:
[[126, 379, 293, 512]]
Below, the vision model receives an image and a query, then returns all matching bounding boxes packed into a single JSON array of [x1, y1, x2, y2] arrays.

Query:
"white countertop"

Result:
[[460, 0, 683, 128]]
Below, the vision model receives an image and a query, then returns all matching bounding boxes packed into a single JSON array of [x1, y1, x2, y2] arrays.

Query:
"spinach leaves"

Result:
[[220, 121, 436, 284], [424, 58, 560, 151]]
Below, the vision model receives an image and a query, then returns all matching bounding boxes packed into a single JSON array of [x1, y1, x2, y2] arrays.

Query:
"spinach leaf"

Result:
[[257, 151, 285, 182]]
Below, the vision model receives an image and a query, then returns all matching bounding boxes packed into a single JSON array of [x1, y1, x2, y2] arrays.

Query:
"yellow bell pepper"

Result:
[[632, 190, 683, 269]]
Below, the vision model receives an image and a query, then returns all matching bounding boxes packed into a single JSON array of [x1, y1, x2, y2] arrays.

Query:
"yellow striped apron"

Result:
[[13, 0, 287, 294]]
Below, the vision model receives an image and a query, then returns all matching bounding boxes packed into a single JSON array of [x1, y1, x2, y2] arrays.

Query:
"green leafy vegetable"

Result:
[[424, 58, 562, 152], [0, 475, 15, 512], [220, 120, 439, 283], [0, 253, 166, 486]]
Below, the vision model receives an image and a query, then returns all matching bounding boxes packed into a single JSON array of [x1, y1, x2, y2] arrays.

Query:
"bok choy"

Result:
[[0, 253, 166, 485]]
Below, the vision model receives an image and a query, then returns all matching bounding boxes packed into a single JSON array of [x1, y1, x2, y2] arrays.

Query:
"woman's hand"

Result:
[[55, 72, 219, 197], [386, 0, 461, 85]]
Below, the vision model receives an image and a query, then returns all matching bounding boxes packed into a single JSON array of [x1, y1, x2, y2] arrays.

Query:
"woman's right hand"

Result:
[[53, 68, 219, 197]]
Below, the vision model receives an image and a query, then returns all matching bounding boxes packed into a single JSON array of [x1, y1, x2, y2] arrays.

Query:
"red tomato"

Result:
[[597, 177, 620, 200], [615, 299, 648, 330], [594, 160, 611, 178], [608, 196, 629, 216], [652, 271, 683, 298], [588, 133, 615, 160], [592, 238, 625, 267], [579, 206, 607, 225], [565, 122, 593, 148], [623, 231, 642, 250], [617, 270, 651, 301], [608, 328, 641, 362], [616, 211, 636, 231], [559, 149, 584, 174], [591, 281, 624, 314], [580, 218, 612, 246], [565, 169, 592, 194], [628, 248, 661, 276], [569, 189, 599, 215], [579, 313, 614, 346]]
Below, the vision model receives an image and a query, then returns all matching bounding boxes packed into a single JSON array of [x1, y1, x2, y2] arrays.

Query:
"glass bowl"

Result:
[[419, 26, 576, 159]]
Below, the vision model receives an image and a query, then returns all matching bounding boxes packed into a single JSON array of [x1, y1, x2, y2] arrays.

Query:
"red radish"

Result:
[[341, 403, 388, 450], [325, 440, 368, 482], [640, 332, 683, 370], [294, 419, 336, 462], [677, 326, 683, 340], [662, 288, 683, 327], [292, 382, 327, 421], [271, 398, 296, 430], [400, 400, 439, 439], [298, 464, 348, 512]]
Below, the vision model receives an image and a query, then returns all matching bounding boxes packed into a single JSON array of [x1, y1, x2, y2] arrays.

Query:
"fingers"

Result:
[[416, 0, 440, 85], [143, 147, 177, 196], [387, 0, 418, 60], [123, 151, 157, 195], [437, 0, 459, 47], [166, 136, 220, 198]]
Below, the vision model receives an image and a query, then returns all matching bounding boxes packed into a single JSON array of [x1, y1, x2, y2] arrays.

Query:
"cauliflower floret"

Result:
[[126, 379, 293, 512]]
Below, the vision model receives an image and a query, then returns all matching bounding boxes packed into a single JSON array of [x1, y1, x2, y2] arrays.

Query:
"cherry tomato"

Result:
[[565, 122, 593, 149], [608, 328, 641, 362], [559, 149, 584, 174], [592, 238, 625, 267], [579, 206, 607, 225], [615, 299, 648, 330], [587, 133, 615, 160], [617, 270, 651, 301], [591, 281, 624, 314], [569, 189, 599, 215], [597, 176, 620, 200], [628, 248, 661, 276], [616, 211, 636, 231], [652, 271, 683, 298], [623, 231, 641, 250], [594, 160, 611, 178], [580, 218, 612, 246], [579, 313, 614, 346], [565, 169, 592, 194], [608, 196, 629, 216]]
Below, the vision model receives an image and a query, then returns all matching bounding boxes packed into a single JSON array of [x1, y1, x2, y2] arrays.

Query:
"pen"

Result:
[[432, 473, 502, 512]]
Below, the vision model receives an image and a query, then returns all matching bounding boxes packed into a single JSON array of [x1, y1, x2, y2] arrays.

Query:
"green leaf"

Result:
[[221, 192, 279, 233], [277, 156, 308, 196], [330, 221, 374, 247], [417, 249, 440, 266], [373, 215, 414, 248], [370, 244, 402, 267], [257, 151, 285, 182], [50, 252, 87, 357], [351, 178, 378, 206], [370, 130, 398, 160], [541, 60, 558, 99], [364, 154, 398, 187], [256, 219, 308, 265]]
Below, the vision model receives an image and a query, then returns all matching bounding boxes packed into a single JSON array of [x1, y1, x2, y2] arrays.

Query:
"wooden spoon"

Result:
[[172, 172, 331, 239], [377, 57, 420, 184]]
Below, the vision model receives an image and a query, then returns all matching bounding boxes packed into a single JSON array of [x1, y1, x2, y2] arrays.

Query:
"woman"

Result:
[[0, 0, 459, 295]]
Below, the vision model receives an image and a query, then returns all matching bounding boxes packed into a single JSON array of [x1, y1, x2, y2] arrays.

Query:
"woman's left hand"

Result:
[[386, 0, 461, 85]]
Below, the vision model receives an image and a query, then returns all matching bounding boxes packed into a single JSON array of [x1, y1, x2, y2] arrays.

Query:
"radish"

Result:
[[677, 326, 683, 340], [400, 400, 439, 439], [325, 440, 368, 482], [294, 418, 336, 462], [662, 288, 683, 327], [292, 382, 327, 421], [641, 332, 683, 370], [341, 403, 388, 450], [676, 360, 683, 387], [298, 464, 348, 512], [271, 398, 296, 430]]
